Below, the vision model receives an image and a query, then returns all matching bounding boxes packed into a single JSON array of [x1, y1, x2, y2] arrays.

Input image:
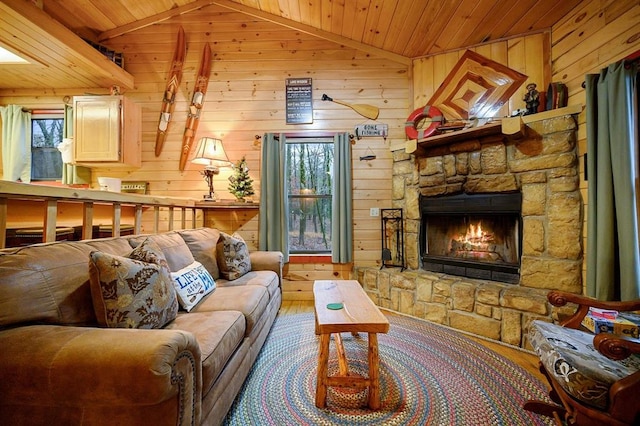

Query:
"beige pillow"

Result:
[[216, 232, 252, 280], [89, 239, 179, 329]]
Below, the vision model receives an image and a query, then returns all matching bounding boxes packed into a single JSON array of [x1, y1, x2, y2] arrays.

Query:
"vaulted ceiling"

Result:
[[0, 0, 583, 90]]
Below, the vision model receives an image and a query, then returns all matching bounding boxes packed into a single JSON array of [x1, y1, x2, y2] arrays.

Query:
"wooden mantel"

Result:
[[397, 104, 584, 155]]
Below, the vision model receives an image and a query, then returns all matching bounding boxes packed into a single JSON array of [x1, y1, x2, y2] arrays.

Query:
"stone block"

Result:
[[521, 183, 547, 216], [405, 187, 420, 220], [527, 115, 577, 136], [393, 159, 415, 175], [519, 171, 547, 184], [469, 151, 482, 174], [444, 154, 457, 177], [362, 269, 379, 290], [520, 256, 582, 292], [390, 273, 416, 290], [549, 175, 579, 192], [392, 175, 405, 200], [547, 192, 583, 260], [463, 175, 518, 192], [416, 275, 434, 302], [449, 311, 501, 340], [481, 143, 507, 174], [510, 152, 577, 173], [476, 284, 502, 305], [455, 152, 469, 175], [501, 310, 522, 346], [501, 288, 548, 315], [423, 302, 447, 324], [476, 302, 493, 317], [398, 290, 416, 315], [523, 218, 545, 255], [378, 272, 391, 299], [419, 174, 446, 188], [452, 282, 476, 312], [420, 156, 443, 176]]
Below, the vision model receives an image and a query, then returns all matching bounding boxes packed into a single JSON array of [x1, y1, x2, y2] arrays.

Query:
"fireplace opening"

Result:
[[420, 192, 522, 283]]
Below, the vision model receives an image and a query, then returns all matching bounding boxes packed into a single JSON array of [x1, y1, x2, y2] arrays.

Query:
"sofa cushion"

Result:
[[178, 228, 221, 279], [167, 310, 245, 394], [529, 320, 640, 410], [129, 232, 195, 272], [216, 232, 251, 280], [88, 239, 179, 329], [191, 286, 269, 337], [170, 261, 216, 312], [217, 270, 280, 301]]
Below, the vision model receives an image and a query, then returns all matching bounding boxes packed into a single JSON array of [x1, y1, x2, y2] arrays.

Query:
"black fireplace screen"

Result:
[[420, 192, 522, 283]]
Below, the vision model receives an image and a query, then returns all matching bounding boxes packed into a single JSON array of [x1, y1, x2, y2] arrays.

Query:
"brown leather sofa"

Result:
[[0, 227, 283, 425]]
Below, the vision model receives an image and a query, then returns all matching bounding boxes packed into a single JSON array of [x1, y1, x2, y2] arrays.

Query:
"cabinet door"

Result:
[[74, 97, 121, 162]]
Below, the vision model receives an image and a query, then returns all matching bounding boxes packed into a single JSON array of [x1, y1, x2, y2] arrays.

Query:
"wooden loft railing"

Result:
[[0, 181, 204, 249]]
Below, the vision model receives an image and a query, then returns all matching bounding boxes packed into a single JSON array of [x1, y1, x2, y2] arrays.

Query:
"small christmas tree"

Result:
[[228, 157, 255, 201]]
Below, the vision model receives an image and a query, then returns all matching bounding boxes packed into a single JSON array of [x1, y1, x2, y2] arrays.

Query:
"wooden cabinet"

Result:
[[73, 95, 141, 167]]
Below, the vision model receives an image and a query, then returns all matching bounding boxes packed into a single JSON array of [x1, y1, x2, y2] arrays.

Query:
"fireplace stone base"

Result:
[[355, 266, 574, 349]]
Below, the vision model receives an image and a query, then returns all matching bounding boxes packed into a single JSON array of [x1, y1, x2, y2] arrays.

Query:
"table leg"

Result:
[[368, 332, 381, 409], [316, 333, 330, 408]]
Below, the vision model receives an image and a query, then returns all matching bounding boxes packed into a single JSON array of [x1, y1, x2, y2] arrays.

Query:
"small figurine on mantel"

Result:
[[523, 83, 540, 115]]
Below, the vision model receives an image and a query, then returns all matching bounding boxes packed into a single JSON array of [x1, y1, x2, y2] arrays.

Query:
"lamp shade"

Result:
[[191, 137, 231, 169]]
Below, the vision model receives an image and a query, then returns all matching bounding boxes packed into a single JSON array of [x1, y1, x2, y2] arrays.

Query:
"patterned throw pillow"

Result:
[[216, 232, 252, 280], [88, 239, 179, 329], [170, 261, 216, 312]]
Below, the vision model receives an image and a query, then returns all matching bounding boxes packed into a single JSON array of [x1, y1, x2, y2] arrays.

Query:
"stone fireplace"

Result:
[[420, 191, 522, 283], [356, 115, 584, 348]]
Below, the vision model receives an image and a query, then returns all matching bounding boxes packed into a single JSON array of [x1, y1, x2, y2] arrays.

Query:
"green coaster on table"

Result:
[[326, 303, 343, 310]]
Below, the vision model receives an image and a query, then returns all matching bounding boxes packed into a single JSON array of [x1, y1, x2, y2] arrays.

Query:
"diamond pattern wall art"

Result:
[[428, 50, 528, 122]]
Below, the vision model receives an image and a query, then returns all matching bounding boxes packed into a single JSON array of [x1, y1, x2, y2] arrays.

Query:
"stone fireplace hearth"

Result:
[[356, 114, 583, 348]]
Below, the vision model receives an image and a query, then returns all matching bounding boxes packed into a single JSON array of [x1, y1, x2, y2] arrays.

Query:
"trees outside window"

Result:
[[31, 114, 64, 180], [286, 140, 333, 253]]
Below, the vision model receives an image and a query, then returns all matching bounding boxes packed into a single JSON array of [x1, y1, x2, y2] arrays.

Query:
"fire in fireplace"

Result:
[[420, 192, 522, 283]]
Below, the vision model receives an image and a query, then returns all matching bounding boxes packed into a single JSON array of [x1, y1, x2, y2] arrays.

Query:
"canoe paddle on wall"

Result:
[[322, 94, 379, 120]]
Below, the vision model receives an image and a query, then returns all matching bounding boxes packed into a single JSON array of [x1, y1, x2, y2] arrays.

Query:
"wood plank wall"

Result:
[[550, 0, 640, 291], [0, 4, 409, 300]]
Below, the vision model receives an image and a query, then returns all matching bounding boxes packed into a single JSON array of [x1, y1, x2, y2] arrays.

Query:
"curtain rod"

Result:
[[581, 49, 640, 88]]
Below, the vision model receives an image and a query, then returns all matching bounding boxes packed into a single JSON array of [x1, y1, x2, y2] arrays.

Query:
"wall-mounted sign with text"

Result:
[[286, 78, 313, 124]]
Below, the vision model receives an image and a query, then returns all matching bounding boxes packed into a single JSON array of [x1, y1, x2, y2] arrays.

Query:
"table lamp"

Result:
[[191, 137, 231, 200]]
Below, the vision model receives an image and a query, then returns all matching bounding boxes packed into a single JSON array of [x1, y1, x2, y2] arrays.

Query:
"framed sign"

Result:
[[121, 181, 149, 194], [286, 78, 313, 124]]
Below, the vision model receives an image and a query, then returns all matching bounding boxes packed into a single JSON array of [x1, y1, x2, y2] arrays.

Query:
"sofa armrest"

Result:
[[0, 324, 201, 416], [250, 250, 284, 278]]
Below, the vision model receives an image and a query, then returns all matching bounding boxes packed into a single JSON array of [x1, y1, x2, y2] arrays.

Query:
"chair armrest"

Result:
[[594, 333, 640, 361], [0, 325, 201, 409], [250, 250, 283, 277], [547, 290, 640, 329]]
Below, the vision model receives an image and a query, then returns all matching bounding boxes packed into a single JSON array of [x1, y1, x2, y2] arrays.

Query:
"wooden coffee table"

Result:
[[313, 279, 390, 409]]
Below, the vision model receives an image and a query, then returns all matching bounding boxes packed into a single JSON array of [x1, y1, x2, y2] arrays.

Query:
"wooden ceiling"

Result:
[[0, 0, 583, 91]]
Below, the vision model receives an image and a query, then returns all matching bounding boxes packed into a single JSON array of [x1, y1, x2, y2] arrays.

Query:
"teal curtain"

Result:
[[332, 132, 353, 263], [259, 133, 289, 263], [61, 104, 91, 185], [0, 105, 31, 182], [585, 59, 640, 301]]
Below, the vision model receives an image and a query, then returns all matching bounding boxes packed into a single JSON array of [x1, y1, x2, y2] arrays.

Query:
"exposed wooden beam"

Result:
[[98, 0, 214, 41], [97, 0, 411, 66]]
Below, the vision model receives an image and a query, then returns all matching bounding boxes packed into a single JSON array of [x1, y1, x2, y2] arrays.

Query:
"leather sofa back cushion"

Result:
[[88, 239, 179, 328], [129, 232, 195, 272], [0, 238, 132, 328], [178, 228, 221, 279]]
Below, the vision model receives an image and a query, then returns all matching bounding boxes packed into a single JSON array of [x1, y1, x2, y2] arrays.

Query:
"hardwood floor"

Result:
[[280, 300, 548, 386]]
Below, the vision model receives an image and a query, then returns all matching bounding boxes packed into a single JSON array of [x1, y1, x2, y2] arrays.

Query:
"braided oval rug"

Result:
[[223, 311, 553, 426]]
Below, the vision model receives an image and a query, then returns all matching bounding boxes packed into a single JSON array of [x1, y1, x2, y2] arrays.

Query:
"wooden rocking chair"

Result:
[[524, 290, 640, 426]]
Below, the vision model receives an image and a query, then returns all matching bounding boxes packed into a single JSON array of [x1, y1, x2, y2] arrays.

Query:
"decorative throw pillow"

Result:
[[170, 261, 217, 312], [88, 239, 179, 329], [216, 232, 252, 280]]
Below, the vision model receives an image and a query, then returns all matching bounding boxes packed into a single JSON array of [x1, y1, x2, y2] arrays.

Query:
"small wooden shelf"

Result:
[[195, 201, 259, 209]]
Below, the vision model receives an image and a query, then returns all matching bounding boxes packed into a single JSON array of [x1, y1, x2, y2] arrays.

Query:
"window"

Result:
[[286, 138, 333, 253], [31, 112, 64, 181]]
